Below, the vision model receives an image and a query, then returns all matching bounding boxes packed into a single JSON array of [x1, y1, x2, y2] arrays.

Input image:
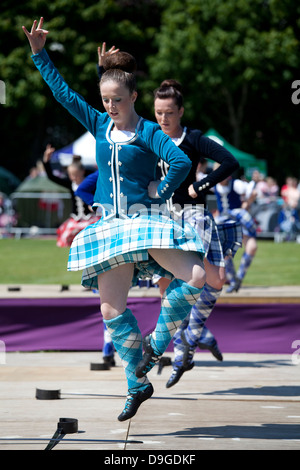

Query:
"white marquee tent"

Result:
[[53, 132, 97, 167]]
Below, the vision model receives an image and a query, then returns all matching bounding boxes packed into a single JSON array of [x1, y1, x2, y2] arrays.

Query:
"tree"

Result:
[[0, 0, 162, 179], [144, 0, 300, 180], [1, 0, 300, 184]]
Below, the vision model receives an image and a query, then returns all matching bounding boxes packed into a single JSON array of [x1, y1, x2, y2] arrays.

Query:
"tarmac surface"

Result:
[[0, 284, 300, 452]]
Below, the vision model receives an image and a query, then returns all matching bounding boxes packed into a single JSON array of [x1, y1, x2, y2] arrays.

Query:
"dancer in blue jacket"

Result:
[[23, 18, 206, 421]]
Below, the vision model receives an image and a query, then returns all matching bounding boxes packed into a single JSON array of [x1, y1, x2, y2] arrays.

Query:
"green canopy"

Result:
[[204, 128, 267, 177], [0, 166, 21, 195], [12, 175, 70, 229], [15, 175, 69, 193]]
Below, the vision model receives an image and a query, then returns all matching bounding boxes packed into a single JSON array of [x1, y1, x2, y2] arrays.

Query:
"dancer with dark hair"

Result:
[[23, 18, 207, 421], [153, 79, 242, 387]]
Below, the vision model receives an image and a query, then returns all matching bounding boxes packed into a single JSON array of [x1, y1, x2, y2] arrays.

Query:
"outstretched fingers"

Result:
[[37, 17, 44, 30], [30, 19, 38, 34], [22, 17, 48, 38], [98, 42, 120, 66]]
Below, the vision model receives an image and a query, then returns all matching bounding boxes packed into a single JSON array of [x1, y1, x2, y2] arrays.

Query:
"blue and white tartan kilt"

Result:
[[181, 207, 242, 267], [183, 207, 224, 267], [216, 220, 243, 257], [68, 213, 205, 289], [216, 208, 257, 238]]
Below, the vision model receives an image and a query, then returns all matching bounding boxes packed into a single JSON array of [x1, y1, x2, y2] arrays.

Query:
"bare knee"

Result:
[[100, 303, 122, 320], [244, 236, 257, 256], [204, 260, 226, 290], [97, 265, 133, 320], [210, 277, 225, 291], [189, 263, 206, 289], [247, 238, 258, 256]]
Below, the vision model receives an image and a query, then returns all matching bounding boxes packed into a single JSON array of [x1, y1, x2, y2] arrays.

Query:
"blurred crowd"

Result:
[[1, 157, 300, 243], [244, 171, 300, 240], [196, 164, 300, 242]]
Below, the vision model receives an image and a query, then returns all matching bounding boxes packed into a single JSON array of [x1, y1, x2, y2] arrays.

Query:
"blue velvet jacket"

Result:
[[32, 50, 192, 218]]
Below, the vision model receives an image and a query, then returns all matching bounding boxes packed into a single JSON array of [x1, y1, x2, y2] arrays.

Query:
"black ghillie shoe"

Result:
[[197, 338, 223, 361], [165, 362, 194, 389], [103, 355, 116, 367], [117, 383, 154, 422], [135, 335, 161, 378], [180, 330, 196, 369], [226, 278, 241, 293]]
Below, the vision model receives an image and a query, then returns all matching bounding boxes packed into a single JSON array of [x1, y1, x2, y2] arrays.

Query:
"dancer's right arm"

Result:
[[22, 17, 102, 137]]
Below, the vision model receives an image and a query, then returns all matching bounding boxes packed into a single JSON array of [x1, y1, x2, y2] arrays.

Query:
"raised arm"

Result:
[[42, 144, 71, 190], [22, 17, 102, 137]]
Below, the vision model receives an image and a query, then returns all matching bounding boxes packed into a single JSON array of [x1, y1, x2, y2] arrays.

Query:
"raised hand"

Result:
[[22, 17, 49, 55], [43, 143, 55, 163], [97, 42, 120, 67]]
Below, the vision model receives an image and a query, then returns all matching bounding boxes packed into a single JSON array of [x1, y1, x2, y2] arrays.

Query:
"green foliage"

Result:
[[0, 0, 300, 184], [144, 0, 300, 180], [0, 0, 161, 179]]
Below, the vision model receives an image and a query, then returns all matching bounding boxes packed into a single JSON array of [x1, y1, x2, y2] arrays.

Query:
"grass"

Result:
[[0, 238, 300, 286], [0, 238, 81, 285], [233, 240, 300, 286]]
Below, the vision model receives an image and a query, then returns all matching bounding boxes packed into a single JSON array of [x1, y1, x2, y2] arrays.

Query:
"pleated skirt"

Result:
[[68, 212, 205, 289]]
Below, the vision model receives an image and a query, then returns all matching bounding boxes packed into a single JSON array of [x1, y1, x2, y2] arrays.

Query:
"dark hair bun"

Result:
[[103, 51, 137, 73], [160, 79, 182, 93]]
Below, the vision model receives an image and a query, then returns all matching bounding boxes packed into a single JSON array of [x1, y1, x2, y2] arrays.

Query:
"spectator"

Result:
[[42, 144, 100, 247], [281, 177, 300, 209]]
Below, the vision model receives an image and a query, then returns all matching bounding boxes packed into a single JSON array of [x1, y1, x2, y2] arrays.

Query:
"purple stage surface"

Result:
[[0, 297, 299, 354]]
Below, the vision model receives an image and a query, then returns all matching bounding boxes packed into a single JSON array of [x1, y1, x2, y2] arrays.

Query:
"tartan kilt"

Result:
[[181, 207, 243, 266], [68, 213, 205, 289], [183, 208, 225, 267], [56, 215, 101, 247], [216, 208, 257, 238], [216, 220, 243, 257]]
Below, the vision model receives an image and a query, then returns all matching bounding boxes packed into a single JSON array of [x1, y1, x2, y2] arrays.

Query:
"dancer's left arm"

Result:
[[189, 135, 240, 198]]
